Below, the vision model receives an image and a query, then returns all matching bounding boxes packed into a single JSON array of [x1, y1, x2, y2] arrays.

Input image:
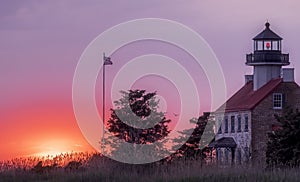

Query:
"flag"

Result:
[[103, 55, 113, 65]]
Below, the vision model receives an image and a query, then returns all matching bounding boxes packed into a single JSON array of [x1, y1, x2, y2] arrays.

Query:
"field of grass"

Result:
[[1, 152, 299, 182]]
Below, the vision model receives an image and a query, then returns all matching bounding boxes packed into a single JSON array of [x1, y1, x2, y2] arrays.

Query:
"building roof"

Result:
[[209, 137, 237, 148], [217, 78, 283, 112], [253, 22, 282, 40]]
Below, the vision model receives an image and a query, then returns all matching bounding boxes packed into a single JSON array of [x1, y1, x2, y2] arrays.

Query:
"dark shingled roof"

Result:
[[209, 137, 237, 148], [216, 78, 282, 112], [253, 22, 282, 40]]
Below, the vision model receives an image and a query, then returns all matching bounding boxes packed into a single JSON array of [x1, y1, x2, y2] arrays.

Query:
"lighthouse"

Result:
[[209, 22, 300, 166]]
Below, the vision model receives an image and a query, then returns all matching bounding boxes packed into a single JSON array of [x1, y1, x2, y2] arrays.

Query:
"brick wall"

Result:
[[251, 82, 300, 166]]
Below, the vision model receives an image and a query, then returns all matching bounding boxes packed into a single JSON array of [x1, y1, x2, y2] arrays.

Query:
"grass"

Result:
[[1, 152, 299, 182]]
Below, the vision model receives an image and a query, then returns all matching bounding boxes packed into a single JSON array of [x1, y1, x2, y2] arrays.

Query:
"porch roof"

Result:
[[209, 137, 237, 148]]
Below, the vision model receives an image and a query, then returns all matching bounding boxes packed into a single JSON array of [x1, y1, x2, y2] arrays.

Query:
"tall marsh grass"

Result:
[[0, 152, 299, 182]]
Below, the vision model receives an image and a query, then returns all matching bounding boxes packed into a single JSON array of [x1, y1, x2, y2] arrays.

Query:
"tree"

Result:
[[266, 108, 300, 167], [105, 90, 171, 161], [172, 113, 213, 161]]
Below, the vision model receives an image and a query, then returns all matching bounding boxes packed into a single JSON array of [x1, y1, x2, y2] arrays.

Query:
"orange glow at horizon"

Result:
[[27, 140, 88, 159], [0, 99, 96, 161]]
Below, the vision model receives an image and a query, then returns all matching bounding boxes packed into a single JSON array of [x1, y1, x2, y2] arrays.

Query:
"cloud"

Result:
[[74, 144, 83, 148]]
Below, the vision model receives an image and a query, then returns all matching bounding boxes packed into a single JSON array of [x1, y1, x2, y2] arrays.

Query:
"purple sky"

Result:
[[1, 0, 300, 159]]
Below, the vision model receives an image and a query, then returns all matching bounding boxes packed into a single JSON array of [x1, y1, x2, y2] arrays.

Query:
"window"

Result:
[[237, 115, 241, 132], [224, 116, 228, 133], [257, 41, 263, 50], [264, 41, 272, 50], [217, 149, 222, 161], [237, 148, 242, 164], [217, 117, 222, 134], [273, 93, 283, 109], [225, 149, 229, 165], [272, 41, 279, 50], [244, 114, 249, 132], [231, 116, 235, 133], [244, 147, 249, 162]]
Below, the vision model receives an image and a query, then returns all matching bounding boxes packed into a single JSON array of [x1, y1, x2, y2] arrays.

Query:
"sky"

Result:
[[1, 0, 300, 160]]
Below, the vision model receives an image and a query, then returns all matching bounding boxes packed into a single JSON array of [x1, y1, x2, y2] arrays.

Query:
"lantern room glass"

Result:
[[254, 40, 281, 51]]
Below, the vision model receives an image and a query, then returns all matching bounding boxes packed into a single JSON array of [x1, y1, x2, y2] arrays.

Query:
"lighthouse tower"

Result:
[[246, 22, 290, 90]]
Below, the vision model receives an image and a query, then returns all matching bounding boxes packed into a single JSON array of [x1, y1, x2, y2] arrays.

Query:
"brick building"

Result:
[[209, 23, 300, 166]]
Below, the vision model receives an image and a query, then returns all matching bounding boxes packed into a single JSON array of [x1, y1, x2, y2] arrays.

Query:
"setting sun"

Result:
[[28, 140, 84, 158]]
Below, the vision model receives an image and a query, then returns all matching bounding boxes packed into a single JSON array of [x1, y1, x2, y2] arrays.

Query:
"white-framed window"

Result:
[[244, 114, 249, 132], [231, 116, 235, 133], [224, 116, 228, 133], [244, 147, 250, 162], [236, 148, 242, 164], [264, 41, 272, 50], [225, 149, 229, 164], [273, 93, 283, 109], [257, 41, 263, 50], [237, 115, 241, 132], [272, 41, 279, 50], [217, 117, 222, 134], [217, 148, 222, 161]]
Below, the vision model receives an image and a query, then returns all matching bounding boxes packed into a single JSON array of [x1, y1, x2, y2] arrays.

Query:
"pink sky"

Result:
[[1, 0, 300, 160]]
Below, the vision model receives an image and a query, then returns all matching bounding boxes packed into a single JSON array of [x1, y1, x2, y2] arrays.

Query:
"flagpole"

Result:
[[102, 53, 106, 155], [102, 52, 112, 155]]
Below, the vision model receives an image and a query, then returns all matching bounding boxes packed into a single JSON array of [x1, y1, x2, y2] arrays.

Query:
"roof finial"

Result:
[[265, 20, 270, 29]]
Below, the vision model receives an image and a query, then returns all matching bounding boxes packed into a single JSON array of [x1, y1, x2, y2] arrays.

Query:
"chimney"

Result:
[[282, 68, 294, 82], [245, 75, 253, 84]]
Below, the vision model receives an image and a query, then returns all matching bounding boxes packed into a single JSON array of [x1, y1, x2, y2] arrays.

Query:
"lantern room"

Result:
[[246, 22, 289, 66], [253, 22, 282, 52]]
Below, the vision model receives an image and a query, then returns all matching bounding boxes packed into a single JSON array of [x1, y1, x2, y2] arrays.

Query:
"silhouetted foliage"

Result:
[[3, 152, 300, 181], [32, 161, 59, 174], [64, 161, 83, 172], [267, 108, 300, 167], [172, 113, 213, 160], [105, 90, 171, 159]]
